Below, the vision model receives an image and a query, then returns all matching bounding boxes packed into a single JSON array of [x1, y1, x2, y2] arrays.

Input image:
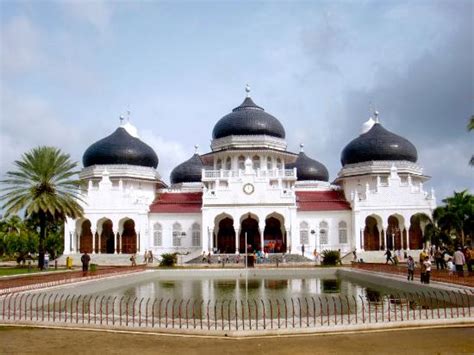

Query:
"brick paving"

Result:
[[0, 265, 147, 295], [351, 262, 474, 287]]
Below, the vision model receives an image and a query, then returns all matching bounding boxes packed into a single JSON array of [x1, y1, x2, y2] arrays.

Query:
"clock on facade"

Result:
[[243, 183, 255, 195]]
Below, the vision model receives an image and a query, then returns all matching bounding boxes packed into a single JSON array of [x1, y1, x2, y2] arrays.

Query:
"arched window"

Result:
[[252, 155, 260, 169], [192, 223, 201, 247], [238, 156, 245, 170], [216, 159, 222, 170], [266, 157, 272, 170], [276, 158, 282, 169], [338, 221, 347, 244], [153, 223, 162, 246], [225, 157, 231, 170], [172, 222, 182, 247], [300, 221, 309, 245], [319, 221, 328, 245]]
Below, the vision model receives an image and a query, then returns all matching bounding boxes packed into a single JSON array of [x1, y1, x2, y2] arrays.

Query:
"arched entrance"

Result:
[[80, 220, 93, 253], [121, 219, 137, 253], [409, 215, 424, 250], [264, 216, 285, 253], [217, 217, 236, 253], [387, 215, 402, 251], [364, 216, 380, 251], [100, 219, 115, 254], [239, 215, 260, 253]]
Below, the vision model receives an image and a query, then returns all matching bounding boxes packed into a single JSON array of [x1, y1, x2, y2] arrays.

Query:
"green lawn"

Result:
[[0, 266, 68, 276]]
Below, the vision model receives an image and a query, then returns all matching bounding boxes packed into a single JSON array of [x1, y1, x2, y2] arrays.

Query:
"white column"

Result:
[[234, 223, 239, 253], [92, 229, 96, 254], [119, 234, 123, 254], [259, 222, 265, 252], [77, 232, 80, 253], [114, 230, 118, 254]]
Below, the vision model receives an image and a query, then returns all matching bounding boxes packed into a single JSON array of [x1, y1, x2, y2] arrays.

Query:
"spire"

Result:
[[119, 115, 125, 125], [245, 83, 251, 98], [194, 144, 199, 154], [374, 110, 380, 123], [299, 143, 304, 153]]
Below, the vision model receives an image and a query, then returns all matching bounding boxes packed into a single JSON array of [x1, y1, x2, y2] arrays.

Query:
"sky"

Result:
[[0, 0, 473, 202]]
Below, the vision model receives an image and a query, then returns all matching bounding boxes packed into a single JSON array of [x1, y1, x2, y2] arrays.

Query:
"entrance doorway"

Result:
[[263, 217, 285, 253], [121, 219, 137, 253], [217, 217, 236, 253], [100, 219, 115, 254], [364, 216, 380, 251], [239, 216, 260, 253]]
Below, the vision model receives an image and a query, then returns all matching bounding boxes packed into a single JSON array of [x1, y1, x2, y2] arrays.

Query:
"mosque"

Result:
[[64, 87, 436, 262]]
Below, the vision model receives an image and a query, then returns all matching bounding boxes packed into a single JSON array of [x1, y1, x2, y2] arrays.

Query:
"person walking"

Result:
[[384, 249, 393, 264], [453, 247, 466, 277], [130, 254, 137, 267], [423, 256, 432, 284], [407, 256, 415, 281], [81, 252, 91, 274]]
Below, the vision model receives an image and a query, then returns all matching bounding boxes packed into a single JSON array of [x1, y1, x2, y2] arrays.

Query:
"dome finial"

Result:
[[127, 110, 131, 122], [299, 143, 304, 152], [194, 144, 199, 154], [374, 110, 380, 123], [245, 84, 251, 97], [119, 115, 125, 125]]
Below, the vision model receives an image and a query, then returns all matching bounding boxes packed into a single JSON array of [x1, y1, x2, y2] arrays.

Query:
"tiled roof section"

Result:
[[296, 191, 351, 211], [149, 192, 202, 213]]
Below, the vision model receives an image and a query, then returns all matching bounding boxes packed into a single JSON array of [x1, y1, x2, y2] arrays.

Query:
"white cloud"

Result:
[[0, 89, 84, 175], [140, 129, 188, 185], [61, 0, 113, 34], [0, 16, 43, 74]]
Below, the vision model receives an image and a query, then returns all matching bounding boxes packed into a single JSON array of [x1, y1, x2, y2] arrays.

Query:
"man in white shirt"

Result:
[[453, 247, 466, 277]]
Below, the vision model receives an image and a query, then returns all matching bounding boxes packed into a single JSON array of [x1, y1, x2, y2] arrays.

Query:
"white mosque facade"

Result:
[[64, 90, 436, 260]]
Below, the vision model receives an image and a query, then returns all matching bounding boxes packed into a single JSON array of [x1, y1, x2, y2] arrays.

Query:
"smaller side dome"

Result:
[[170, 154, 204, 184], [83, 127, 158, 168], [288, 150, 329, 182]]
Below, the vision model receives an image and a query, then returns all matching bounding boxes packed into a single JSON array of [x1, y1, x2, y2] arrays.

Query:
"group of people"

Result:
[[404, 245, 472, 284]]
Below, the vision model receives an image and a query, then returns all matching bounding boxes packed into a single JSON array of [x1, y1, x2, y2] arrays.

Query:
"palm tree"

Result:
[[1, 146, 84, 269]]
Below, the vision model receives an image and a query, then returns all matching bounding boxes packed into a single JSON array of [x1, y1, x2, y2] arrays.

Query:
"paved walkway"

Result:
[[0, 325, 472, 354]]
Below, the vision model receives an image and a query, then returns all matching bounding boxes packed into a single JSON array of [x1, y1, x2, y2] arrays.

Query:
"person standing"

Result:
[[301, 244, 305, 257], [423, 256, 432, 284], [453, 247, 466, 277], [130, 254, 137, 267], [352, 249, 357, 262], [464, 247, 472, 273], [407, 256, 415, 281], [81, 252, 91, 274], [44, 252, 50, 270]]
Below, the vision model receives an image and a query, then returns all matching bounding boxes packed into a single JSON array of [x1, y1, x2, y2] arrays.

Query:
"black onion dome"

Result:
[[341, 123, 418, 166], [170, 154, 203, 184], [83, 127, 158, 168], [212, 97, 286, 139], [288, 152, 329, 182]]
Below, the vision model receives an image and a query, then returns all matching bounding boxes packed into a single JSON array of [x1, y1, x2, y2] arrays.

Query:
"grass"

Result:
[[0, 266, 67, 276]]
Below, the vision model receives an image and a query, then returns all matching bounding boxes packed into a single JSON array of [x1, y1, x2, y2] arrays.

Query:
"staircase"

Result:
[[56, 253, 145, 266], [355, 250, 423, 264], [186, 253, 312, 265]]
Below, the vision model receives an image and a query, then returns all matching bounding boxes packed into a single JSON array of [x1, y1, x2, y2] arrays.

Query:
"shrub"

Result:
[[321, 250, 340, 266], [160, 253, 178, 267], [90, 263, 97, 272]]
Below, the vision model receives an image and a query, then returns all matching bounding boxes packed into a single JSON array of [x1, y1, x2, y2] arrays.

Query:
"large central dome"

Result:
[[212, 96, 286, 139]]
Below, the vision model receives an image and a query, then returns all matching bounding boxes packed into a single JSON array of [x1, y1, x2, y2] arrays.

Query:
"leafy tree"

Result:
[[0, 146, 83, 269], [433, 190, 474, 246]]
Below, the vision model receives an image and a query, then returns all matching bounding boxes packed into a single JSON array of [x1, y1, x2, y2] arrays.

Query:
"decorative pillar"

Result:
[[137, 232, 140, 253], [91, 229, 96, 254], [234, 224, 239, 253], [259, 222, 265, 252], [113, 230, 118, 254], [77, 232, 80, 253], [119, 233, 123, 254]]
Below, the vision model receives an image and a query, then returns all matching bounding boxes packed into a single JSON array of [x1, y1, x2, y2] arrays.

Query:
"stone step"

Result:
[[186, 253, 312, 264], [57, 253, 148, 266]]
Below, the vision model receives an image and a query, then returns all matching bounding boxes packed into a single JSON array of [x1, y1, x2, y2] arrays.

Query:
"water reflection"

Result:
[[321, 279, 341, 293]]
